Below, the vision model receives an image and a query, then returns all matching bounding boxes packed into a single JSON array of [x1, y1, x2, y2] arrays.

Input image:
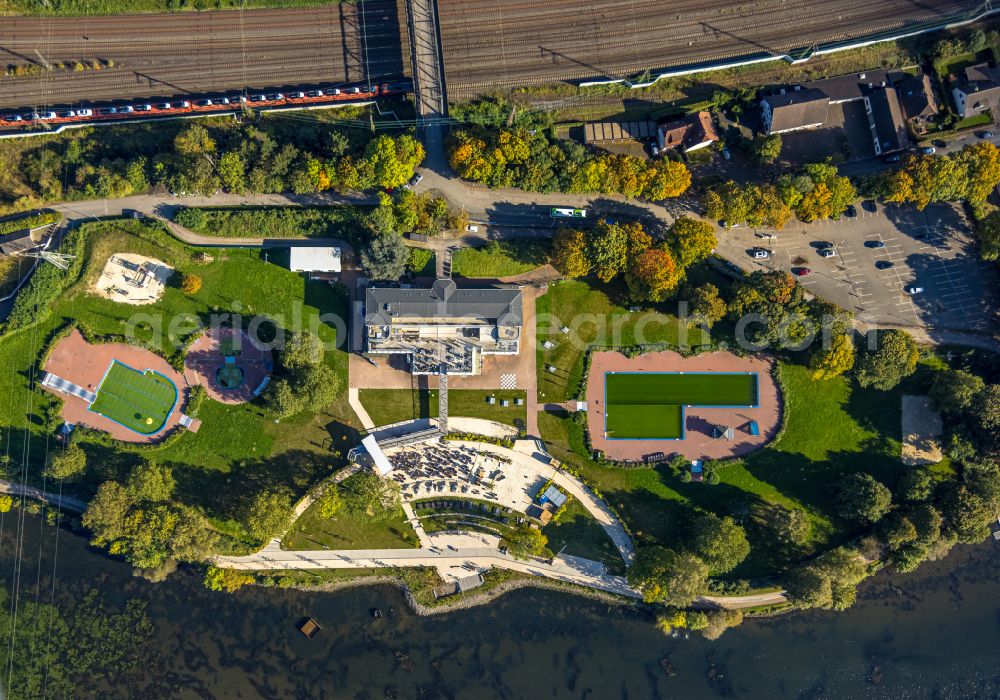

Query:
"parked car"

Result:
[[818, 248, 836, 258], [862, 199, 878, 213], [875, 260, 895, 270], [407, 173, 424, 188], [865, 240, 886, 248], [178, 101, 190, 108], [921, 146, 936, 155], [197, 99, 214, 106], [57, 110, 75, 118], [750, 248, 770, 259], [350, 87, 361, 94], [325, 88, 341, 96], [756, 232, 776, 240], [721, 146, 732, 160], [932, 140, 947, 148], [904, 285, 924, 294], [980, 130, 995, 139], [793, 267, 812, 276], [290, 91, 306, 99], [466, 224, 479, 233], [157, 102, 172, 110], [650, 144, 660, 157], [133, 104, 151, 112], [76, 108, 93, 117], [100, 107, 118, 115], [883, 154, 901, 163], [845, 204, 857, 217], [307, 90, 324, 98]]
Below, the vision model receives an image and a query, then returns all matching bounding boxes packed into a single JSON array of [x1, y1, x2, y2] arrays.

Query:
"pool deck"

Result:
[[585, 350, 782, 462], [42, 329, 189, 444]]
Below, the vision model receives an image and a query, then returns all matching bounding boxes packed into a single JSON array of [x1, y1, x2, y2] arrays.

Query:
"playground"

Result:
[[92, 253, 173, 305], [586, 350, 781, 461], [183, 327, 272, 404], [41, 329, 196, 443]]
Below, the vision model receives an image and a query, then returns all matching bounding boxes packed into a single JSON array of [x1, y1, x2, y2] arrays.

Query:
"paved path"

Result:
[[347, 388, 377, 431], [0, 481, 86, 514]]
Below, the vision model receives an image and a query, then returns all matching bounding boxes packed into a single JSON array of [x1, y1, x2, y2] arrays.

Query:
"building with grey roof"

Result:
[[865, 87, 911, 155], [364, 278, 523, 376], [760, 88, 830, 135], [952, 63, 1000, 118]]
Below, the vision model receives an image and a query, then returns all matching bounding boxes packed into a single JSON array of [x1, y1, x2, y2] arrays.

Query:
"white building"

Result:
[[288, 246, 341, 278]]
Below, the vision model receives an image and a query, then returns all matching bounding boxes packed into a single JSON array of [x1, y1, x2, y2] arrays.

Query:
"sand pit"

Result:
[[92, 253, 173, 305]]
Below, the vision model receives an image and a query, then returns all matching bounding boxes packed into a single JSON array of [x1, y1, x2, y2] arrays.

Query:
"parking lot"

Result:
[[716, 202, 999, 332]]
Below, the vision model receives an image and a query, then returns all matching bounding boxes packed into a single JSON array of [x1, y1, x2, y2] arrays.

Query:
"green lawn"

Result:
[[605, 403, 683, 440], [452, 239, 550, 278], [359, 389, 527, 428], [282, 499, 419, 551], [0, 218, 356, 543], [540, 362, 904, 579], [89, 362, 179, 435], [536, 279, 706, 403], [406, 247, 435, 276]]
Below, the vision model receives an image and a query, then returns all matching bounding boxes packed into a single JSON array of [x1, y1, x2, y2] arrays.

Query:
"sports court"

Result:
[[585, 350, 781, 461], [89, 361, 179, 435], [604, 373, 758, 440]]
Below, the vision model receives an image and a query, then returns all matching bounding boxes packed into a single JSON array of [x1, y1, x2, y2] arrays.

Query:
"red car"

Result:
[[793, 267, 812, 276]]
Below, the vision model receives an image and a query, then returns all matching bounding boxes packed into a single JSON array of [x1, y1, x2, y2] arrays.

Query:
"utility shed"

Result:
[[583, 121, 656, 144], [289, 246, 342, 275]]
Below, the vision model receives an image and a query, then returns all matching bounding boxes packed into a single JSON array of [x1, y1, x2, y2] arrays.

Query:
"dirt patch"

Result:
[[901, 394, 943, 466], [41, 329, 190, 444], [91, 253, 173, 305], [183, 327, 273, 405], [584, 349, 782, 462]]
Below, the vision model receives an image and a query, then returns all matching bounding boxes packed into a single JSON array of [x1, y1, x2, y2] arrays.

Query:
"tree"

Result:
[[769, 505, 810, 544], [342, 471, 401, 520], [929, 369, 984, 414], [784, 566, 833, 607], [809, 333, 856, 380], [0, 496, 11, 513], [975, 210, 1000, 261], [668, 217, 716, 267], [360, 233, 408, 281], [586, 220, 631, 282], [551, 228, 589, 277], [626, 546, 709, 606], [898, 467, 934, 503], [836, 473, 892, 523], [503, 523, 549, 559], [127, 461, 175, 503], [688, 283, 728, 327], [266, 332, 341, 418], [701, 608, 744, 640], [854, 329, 919, 390], [971, 384, 1000, 455], [626, 246, 683, 302], [180, 273, 202, 295], [316, 487, 343, 519], [46, 444, 87, 480], [692, 514, 750, 574], [82, 481, 132, 546], [881, 512, 918, 550], [752, 133, 782, 163], [364, 134, 425, 190], [243, 490, 292, 543], [204, 566, 255, 593]]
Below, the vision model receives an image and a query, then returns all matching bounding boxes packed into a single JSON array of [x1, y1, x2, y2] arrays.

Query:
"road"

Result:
[[0, 1, 406, 109], [0, 480, 86, 514]]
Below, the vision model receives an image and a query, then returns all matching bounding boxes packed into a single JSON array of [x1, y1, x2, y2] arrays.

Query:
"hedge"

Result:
[[0, 211, 62, 238]]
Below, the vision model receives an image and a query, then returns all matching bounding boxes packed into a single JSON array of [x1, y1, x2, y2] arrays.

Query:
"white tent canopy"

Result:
[[289, 246, 341, 273], [362, 434, 393, 475]]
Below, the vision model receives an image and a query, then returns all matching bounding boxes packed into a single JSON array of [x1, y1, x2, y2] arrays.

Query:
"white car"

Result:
[[158, 102, 172, 110], [38, 112, 57, 120], [76, 108, 93, 117], [350, 87, 361, 94], [326, 88, 341, 96], [307, 90, 324, 97], [751, 248, 770, 259], [290, 91, 306, 99], [178, 101, 190, 108], [818, 248, 836, 258], [904, 285, 924, 295], [466, 224, 479, 233], [756, 232, 776, 240]]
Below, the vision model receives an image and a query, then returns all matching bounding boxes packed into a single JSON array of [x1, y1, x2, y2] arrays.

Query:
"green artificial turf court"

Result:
[[604, 372, 758, 439], [89, 361, 179, 435]]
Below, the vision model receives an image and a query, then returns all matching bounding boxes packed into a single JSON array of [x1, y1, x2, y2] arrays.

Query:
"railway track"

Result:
[[436, 0, 983, 98], [0, 2, 408, 108]]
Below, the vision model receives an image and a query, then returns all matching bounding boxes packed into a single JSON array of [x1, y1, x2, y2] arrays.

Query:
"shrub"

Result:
[[180, 273, 202, 295]]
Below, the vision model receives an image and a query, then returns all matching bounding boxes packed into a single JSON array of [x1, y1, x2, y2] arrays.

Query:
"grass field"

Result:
[[452, 239, 550, 278], [604, 372, 757, 439], [359, 389, 527, 428], [89, 361, 178, 434]]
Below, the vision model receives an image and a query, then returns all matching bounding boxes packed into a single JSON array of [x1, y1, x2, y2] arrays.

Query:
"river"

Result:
[[1, 514, 998, 699]]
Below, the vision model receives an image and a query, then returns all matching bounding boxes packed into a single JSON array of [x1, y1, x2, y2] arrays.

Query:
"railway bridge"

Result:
[[404, 0, 449, 168]]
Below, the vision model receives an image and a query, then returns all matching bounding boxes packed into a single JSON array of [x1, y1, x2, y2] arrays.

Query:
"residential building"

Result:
[[364, 278, 523, 376], [656, 111, 719, 152], [801, 69, 892, 104], [760, 88, 830, 134], [895, 72, 939, 132], [952, 63, 1000, 119], [866, 86, 911, 155]]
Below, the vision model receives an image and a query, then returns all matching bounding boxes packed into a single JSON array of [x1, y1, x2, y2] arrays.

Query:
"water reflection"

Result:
[[2, 516, 998, 698]]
